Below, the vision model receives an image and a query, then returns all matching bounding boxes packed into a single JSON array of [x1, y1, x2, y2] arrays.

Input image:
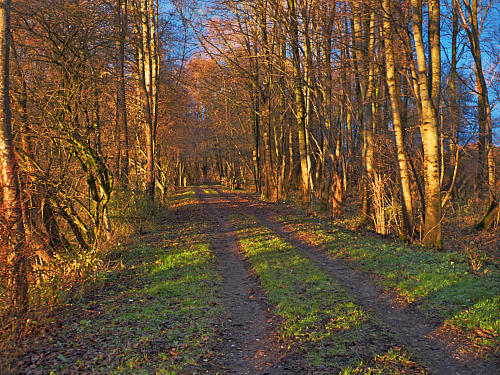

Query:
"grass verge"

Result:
[[15, 189, 223, 374], [274, 213, 499, 356]]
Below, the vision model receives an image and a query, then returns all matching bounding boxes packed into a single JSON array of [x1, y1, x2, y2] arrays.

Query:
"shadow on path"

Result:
[[214, 187, 497, 375], [195, 188, 302, 374]]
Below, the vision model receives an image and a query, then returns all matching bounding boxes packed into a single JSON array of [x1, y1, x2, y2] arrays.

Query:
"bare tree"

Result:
[[0, 0, 29, 316], [382, 0, 414, 237], [132, 0, 160, 201], [455, 0, 497, 228], [410, 0, 443, 249], [115, 0, 130, 186]]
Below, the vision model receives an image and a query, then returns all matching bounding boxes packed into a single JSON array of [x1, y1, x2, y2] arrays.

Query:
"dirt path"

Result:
[[213, 187, 497, 375], [195, 188, 299, 374], [16, 187, 495, 374]]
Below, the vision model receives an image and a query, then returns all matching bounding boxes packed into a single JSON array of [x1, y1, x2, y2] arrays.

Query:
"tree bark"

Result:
[[134, 0, 157, 200], [116, 0, 129, 185], [410, 0, 443, 249], [287, 0, 310, 202], [352, 4, 375, 221], [382, 0, 414, 237], [449, 0, 459, 199], [458, 0, 496, 208], [0, 0, 29, 316]]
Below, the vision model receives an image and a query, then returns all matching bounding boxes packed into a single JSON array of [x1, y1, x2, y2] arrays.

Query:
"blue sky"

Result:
[[161, 0, 499, 144]]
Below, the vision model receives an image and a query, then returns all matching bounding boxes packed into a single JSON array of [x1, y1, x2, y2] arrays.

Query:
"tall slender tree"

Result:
[[133, 0, 160, 200], [0, 0, 29, 316], [410, 0, 443, 249], [455, 0, 497, 227], [116, 0, 130, 186], [382, 0, 414, 237]]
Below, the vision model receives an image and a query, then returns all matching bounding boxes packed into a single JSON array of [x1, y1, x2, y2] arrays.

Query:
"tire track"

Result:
[[214, 187, 497, 375], [195, 188, 297, 374]]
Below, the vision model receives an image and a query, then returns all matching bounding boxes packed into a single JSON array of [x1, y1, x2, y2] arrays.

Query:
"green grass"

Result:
[[108, 188, 170, 236], [29, 189, 223, 374], [202, 188, 219, 195], [171, 189, 197, 204], [233, 215, 427, 374], [274, 214, 500, 354], [340, 348, 423, 374]]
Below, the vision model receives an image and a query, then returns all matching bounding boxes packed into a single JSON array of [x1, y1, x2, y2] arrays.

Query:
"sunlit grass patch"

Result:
[[103, 242, 221, 373], [203, 188, 219, 195], [235, 218, 366, 339], [448, 296, 499, 351], [232, 215, 427, 372], [340, 348, 427, 374], [104, 224, 221, 373], [171, 189, 198, 206], [274, 213, 500, 356], [28, 190, 222, 374]]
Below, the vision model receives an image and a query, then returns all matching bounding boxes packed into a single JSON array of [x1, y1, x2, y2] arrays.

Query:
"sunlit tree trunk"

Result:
[[301, 4, 314, 199], [449, 0, 459, 199], [352, 3, 375, 221], [116, 0, 129, 185], [287, 0, 310, 202], [251, 82, 261, 194], [287, 120, 294, 191], [319, 4, 335, 204], [410, 0, 443, 249], [382, 0, 414, 236], [11, 37, 39, 256], [275, 27, 287, 200], [257, 0, 274, 200], [134, 0, 158, 200], [0, 0, 29, 316], [457, 0, 497, 225]]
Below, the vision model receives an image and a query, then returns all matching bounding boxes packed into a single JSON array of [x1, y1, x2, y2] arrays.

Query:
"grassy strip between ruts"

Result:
[[232, 214, 428, 374], [25, 189, 223, 375], [273, 213, 499, 357], [203, 189, 220, 195]]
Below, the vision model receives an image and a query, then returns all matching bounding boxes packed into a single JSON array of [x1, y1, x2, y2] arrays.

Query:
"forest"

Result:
[[0, 0, 499, 373]]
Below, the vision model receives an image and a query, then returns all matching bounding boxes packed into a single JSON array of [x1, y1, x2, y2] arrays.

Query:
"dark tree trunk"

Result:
[[0, 0, 29, 317]]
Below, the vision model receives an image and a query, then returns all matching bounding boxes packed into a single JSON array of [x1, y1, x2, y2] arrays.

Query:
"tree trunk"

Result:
[[252, 88, 261, 194], [410, 0, 443, 249], [0, 0, 29, 317], [352, 4, 375, 221], [459, 0, 496, 211], [382, 0, 414, 236], [288, 0, 310, 202], [135, 0, 157, 201], [116, 0, 129, 185], [257, 0, 274, 200], [449, 0, 459, 199]]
